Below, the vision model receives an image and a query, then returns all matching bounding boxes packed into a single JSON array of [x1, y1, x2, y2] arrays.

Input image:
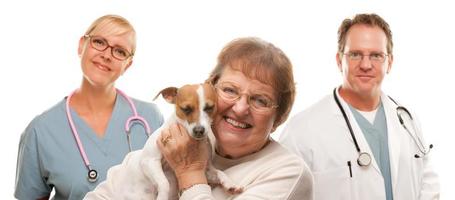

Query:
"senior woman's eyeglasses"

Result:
[[84, 35, 133, 61], [215, 81, 278, 113]]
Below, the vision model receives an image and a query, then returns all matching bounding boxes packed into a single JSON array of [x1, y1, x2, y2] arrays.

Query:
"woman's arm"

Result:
[[15, 119, 52, 200]]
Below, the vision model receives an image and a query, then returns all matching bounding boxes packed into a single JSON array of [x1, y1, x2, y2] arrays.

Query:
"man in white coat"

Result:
[[279, 13, 439, 200]]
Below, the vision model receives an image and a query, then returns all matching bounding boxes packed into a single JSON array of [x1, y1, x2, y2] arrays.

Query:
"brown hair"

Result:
[[207, 37, 295, 130], [84, 14, 137, 55], [338, 13, 393, 54]]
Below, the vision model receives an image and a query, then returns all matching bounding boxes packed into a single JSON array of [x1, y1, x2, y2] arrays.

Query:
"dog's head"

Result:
[[155, 83, 217, 140]]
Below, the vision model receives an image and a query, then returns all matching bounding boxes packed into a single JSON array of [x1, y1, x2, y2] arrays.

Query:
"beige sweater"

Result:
[[85, 140, 314, 200], [180, 140, 314, 200]]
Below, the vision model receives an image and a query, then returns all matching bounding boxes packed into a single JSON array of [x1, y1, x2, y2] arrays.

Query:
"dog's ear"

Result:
[[205, 75, 219, 86], [153, 87, 178, 104]]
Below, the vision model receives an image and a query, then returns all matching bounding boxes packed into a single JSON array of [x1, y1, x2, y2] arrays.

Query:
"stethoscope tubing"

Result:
[[332, 88, 362, 153], [333, 87, 432, 163], [389, 97, 432, 156], [117, 89, 151, 135], [333, 88, 372, 167], [65, 88, 151, 181], [66, 90, 91, 169], [395, 106, 432, 156]]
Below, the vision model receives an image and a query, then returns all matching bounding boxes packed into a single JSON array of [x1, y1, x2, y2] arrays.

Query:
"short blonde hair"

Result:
[[84, 15, 137, 55]]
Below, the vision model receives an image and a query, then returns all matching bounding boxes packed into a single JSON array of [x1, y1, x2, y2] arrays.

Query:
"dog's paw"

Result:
[[226, 186, 243, 194]]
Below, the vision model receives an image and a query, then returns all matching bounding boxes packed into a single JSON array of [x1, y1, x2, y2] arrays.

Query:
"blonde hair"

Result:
[[84, 14, 137, 55]]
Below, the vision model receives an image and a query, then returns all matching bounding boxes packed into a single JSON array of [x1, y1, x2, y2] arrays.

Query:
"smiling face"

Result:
[[336, 24, 393, 99], [212, 67, 277, 159], [78, 33, 134, 89], [78, 15, 136, 90]]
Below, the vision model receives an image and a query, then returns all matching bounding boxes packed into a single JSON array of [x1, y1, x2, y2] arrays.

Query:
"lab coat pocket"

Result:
[[313, 166, 353, 200]]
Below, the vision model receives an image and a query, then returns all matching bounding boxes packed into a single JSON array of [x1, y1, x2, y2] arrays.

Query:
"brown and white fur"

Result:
[[86, 83, 242, 200]]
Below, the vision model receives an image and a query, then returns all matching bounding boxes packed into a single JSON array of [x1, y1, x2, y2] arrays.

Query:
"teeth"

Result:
[[226, 117, 248, 129]]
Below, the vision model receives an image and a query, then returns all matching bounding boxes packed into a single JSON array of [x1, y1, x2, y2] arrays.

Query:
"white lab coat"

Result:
[[280, 91, 439, 200]]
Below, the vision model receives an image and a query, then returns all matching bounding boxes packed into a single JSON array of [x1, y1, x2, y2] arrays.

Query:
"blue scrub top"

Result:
[[15, 94, 164, 200], [349, 102, 393, 200]]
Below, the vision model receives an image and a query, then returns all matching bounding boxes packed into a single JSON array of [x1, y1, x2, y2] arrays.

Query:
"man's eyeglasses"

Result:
[[84, 35, 133, 61], [214, 81, 278, 113], [343, 52, 388, 64]]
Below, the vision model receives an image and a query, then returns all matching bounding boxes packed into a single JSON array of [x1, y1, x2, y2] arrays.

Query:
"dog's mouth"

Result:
[[224, 116, 252, 129], [191, 133, 207, 140]]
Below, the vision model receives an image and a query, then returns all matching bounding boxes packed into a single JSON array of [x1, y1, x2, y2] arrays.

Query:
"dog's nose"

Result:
[[193, 126, 205, 138]]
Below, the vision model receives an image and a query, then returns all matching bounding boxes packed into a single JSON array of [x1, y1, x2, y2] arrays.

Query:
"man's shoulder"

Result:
[[265, 141, 310, 169], [290, 94, 334, 123]]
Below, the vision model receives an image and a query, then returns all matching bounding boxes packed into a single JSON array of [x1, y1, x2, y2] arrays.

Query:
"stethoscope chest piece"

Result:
[[357, 152, 372, 167], [66, 88, 152, 183], [333, 88, 373, 167], [87, 169, 98, 183]]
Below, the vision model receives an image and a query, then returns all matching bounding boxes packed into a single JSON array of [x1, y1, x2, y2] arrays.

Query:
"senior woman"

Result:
[[159, 37, 314, 199]]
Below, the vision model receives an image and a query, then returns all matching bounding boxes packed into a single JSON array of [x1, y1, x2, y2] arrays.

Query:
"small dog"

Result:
[[86, 83, 242, 200]]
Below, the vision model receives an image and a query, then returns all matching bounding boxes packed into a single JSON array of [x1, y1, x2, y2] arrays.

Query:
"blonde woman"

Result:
[[14, 15, 163, 200]]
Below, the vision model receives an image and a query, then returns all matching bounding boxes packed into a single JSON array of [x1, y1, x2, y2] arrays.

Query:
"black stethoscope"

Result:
[[389, 97, 434, 158], [65, 89, 152, 183], [333, 88, 433, 167]]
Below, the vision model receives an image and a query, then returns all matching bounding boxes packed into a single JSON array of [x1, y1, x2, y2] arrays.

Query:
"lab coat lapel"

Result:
[[381, 93, 402, 191]]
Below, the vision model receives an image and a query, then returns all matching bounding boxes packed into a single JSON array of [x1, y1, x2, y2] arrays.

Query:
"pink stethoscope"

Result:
[[65, 88, 151, 183]]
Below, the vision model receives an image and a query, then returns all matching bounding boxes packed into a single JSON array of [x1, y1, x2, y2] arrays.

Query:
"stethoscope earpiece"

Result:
[[395, 104, 433, 159], [415, 144, 434, 159]]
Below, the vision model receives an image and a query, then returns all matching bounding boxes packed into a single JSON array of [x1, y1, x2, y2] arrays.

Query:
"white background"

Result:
[[1, 0, 453, 199]]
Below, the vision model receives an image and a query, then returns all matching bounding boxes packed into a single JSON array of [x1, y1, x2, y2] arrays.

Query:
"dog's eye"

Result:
[[180, 106, 193, 115], [204, 105, 214, 113]]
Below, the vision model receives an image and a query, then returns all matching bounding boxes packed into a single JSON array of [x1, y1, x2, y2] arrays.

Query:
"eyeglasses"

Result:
[[343, 52, 388, 64], [214, 81, 278, 113], [84, 35, 133, 61]]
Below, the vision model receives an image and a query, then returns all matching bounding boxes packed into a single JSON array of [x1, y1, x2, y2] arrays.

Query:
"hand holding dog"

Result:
[[158, 123, 210, 190]]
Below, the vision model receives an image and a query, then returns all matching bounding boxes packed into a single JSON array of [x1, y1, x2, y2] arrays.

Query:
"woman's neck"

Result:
[[72, 82, 117, 112], [68, 82, 117, 137], [216, 138, 271, 159]]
